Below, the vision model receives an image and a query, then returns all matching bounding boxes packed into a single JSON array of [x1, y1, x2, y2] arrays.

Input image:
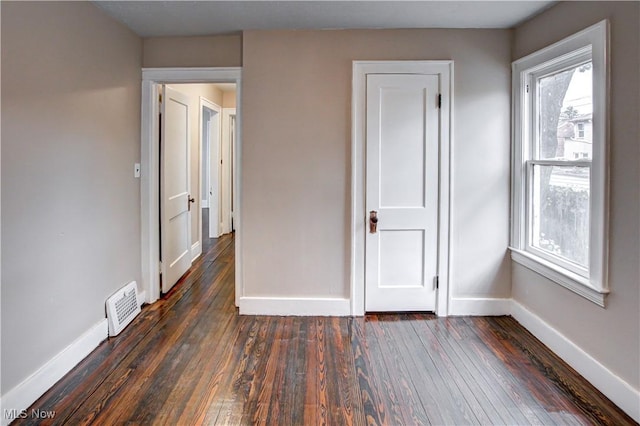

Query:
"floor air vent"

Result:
[[106, 281, 141, 337]]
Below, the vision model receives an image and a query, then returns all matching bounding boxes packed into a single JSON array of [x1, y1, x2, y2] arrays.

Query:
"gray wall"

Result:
[[241, 29, 512, 299], [143, 35, 242, 68], [512, 1, 640, 390], [1, 2, 142, 393]]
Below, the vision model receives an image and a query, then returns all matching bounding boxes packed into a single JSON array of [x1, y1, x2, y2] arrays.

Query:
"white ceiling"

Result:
[[94, 1, 556, 38]]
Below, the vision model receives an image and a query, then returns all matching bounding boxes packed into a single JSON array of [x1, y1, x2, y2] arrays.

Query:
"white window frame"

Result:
[[511, 20, 609, 307]]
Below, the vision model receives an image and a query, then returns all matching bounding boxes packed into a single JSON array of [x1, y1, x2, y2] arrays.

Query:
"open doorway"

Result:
[[141, 68, 243, 306], [200, 99, 221, 251], [159, 83, 235, 293], [198, 84, 237, 249]]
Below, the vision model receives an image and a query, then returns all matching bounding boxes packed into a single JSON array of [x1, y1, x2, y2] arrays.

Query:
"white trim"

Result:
[[510, 248, 607, 306], [0, 320, 108, 426], [141, 80, 160, 304], [238, 297, 351, 316], [351, 60, 453, 316], [512, 21, 608, 73], [438, 63, 454, 317], [221, 108, 236, 235], [199, 97, 222, 240], [511, 301, 640, 422], [511, 20, 609, 305], [191, 240, 202, 262], [448, 297, 511, 316], [142, 67, 242, 83], [201, 200, 209, 208], [141, 67, 242, 305], [234, 84, 242, 307]]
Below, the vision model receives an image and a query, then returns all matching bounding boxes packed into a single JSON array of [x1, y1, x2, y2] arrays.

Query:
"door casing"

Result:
[[220, 108, 237, 234], [351, 60, 453, 316], [141, 67, 243, 305]]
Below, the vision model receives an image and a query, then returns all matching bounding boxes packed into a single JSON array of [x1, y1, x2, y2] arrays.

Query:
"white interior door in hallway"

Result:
[[220, 108, 236, 235], [365, 73, 440, 312], [200, 99, 221, 239], [161, 85, 193, 293]]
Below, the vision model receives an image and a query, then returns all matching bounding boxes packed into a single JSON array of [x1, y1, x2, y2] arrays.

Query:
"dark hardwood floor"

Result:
[[201, 208, 217, 254], [14, 229, 635, 425]]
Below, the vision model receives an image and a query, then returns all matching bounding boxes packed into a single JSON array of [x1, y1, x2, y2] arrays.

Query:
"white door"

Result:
[[365, 74, 440, 311], [206, 106, 221, 239], [220, 109, 236, 235], [161, 85, 193, 293]]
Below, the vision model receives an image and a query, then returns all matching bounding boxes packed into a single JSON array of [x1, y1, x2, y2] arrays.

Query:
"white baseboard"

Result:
[[511, 301, 640, 422], [136, 290, 146, 307], [201, 200, 209, 208], [0, 320, 108, 426], [191, 240, 202, 262], [239, 297, 351, 316], [448, 297, 511, 316]]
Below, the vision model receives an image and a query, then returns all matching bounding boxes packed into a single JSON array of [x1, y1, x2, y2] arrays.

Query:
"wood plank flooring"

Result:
[[14, 232, 635, 425]]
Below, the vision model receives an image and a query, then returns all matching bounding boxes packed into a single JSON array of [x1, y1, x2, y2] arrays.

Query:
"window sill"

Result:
[[510, 248, 608, 307]]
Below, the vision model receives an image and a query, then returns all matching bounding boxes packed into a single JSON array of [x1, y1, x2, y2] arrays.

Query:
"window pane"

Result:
[[531, 165, 590, 268], [537, 62, 592, 160]]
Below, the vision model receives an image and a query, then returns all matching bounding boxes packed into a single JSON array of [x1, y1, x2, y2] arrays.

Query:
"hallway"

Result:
[[14, 233, 633, 425]]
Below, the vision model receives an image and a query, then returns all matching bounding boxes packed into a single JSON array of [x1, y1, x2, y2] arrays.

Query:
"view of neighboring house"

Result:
[[555, 66, 593, 162], [552, 112, 592, 192], [558, 113, 592, 161]]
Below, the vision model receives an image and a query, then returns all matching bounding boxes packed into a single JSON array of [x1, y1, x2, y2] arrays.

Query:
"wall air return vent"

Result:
[[106, 281, 141, 337]]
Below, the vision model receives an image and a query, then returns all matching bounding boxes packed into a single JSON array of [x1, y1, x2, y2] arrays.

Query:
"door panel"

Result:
[[365, 74, 439, 312], [379, 230, 425, 288], [380, 87, 426, 208], [161, 85, 192, 293]]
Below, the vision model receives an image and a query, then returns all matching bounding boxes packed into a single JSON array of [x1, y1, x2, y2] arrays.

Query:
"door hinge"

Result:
[[437, 94, 442, 108], [526, 84, 529, 93], [434, 275, 439, 290], [158, 261, 163, 274], [158, 93, 162, 103]]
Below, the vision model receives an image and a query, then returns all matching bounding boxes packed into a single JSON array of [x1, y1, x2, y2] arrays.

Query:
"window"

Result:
[[511, 21, 609, 306]]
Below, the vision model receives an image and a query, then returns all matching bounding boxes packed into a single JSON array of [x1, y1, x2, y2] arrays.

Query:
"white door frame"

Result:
[[220, 108, 236, 234], [141, 67, 242, 305], [199, 97, 222, 240], [351, 60, 453, 316], [201, 107, 211, 209]]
